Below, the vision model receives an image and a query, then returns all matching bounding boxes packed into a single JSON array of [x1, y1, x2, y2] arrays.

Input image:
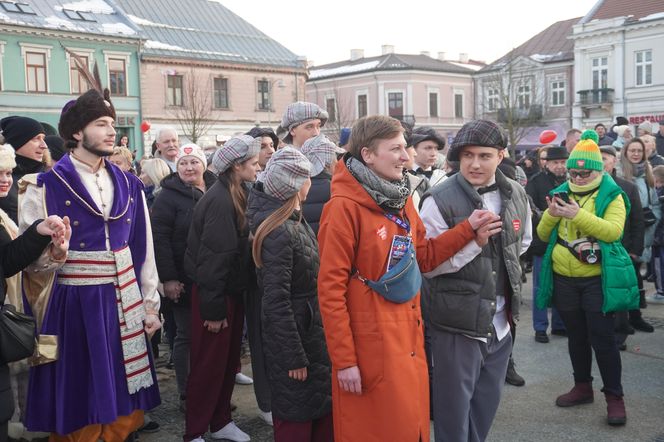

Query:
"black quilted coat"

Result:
[[247, 184, 332, 422], [302, 171, 331, 236]]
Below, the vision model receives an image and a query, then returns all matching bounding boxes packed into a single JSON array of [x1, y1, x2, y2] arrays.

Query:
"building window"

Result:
[[25, 51, 47, 93], [0, 2, 36, 14], [326, 98, 336, 123], [550, 80, 565, 106], [167, 74, 183, 106], [257, 80, 270, 110], [454, 93, 463, 118], [213, 77, 229, 109], [70, 55, 90, 94], [429, 92, 438, 117], [592, 57, 608, 90], [635, 50, 652, 86], [357, 94, 367, 118], [487, 88, 499, 111], [517, 84, 530, 109], [388, 92, 403, 117], [109, 58, 126, 96]]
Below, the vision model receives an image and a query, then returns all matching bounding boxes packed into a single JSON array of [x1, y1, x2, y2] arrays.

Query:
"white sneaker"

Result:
[[258, 410, 273, 426], [647, 293, 664, 304], [209, 421, 250, 441], [235, 372, 254, 385]]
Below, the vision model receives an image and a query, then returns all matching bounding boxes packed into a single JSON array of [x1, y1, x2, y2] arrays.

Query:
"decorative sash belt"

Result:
[[58, 246, 153, 394]]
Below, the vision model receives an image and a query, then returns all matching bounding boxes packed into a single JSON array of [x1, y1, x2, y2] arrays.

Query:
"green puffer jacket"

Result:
[[537, 173, 639, 313]]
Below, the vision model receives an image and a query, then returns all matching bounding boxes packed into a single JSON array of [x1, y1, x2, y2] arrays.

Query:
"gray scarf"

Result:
[[346, 156, 410, 210]]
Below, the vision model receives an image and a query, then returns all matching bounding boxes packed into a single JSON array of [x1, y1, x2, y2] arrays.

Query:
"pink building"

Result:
[[306, 46, 484, 142]]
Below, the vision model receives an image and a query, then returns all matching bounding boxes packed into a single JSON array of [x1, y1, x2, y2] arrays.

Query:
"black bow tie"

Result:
[[416, 168, 434, 179], [477, 183, 498, 195]]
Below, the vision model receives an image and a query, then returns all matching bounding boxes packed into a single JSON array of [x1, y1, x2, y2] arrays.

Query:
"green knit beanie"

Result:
[[566, 130, 603, 171]]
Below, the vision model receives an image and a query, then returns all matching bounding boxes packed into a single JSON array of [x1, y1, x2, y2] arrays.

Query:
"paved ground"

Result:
[[142, 275, 664, 442]]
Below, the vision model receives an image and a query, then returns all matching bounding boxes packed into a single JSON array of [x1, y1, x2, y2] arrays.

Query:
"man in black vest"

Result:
[[420, 120, 532, 442], [526, 146, 568, 343]]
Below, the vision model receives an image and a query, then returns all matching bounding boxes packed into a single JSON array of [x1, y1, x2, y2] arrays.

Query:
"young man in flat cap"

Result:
[[0, 116, 47, 222], [526, 146, 569, 344], [20, 88, 161, 441], [276, 101, 328, 148], [420, 119, 532, 442], [409, 126, 447, 188]]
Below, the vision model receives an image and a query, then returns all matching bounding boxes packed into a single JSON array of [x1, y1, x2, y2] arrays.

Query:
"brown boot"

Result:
[[555, 382, 594, 407], [605, 393, 627, 426]]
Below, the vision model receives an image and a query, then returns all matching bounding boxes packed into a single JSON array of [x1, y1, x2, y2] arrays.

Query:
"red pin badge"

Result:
[[512, 219, 521, 232]]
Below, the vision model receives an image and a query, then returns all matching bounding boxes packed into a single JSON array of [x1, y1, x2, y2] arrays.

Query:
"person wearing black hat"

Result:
[[245, 126, 279, 170], [0, 116, 47, 222], [526, 146, 569, 343], [420, 119, 532, 442], [21, 88, 162, 440], [44, 135, 66, 163], [409, 126, 447, 187]]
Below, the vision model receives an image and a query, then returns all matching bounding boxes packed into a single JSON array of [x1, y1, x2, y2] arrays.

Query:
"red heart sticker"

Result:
[[512, 219, 521, 232], [576, 159, 585, 167], [184, 147, 193, 155]]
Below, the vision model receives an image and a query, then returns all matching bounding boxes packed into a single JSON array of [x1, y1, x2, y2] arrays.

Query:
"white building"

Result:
[[571, 0, 664, 131]]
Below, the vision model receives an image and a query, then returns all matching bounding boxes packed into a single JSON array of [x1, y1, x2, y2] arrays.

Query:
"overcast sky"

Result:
[[219, 0, 599, 66]]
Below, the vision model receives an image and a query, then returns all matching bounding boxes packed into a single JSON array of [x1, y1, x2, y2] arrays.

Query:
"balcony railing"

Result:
[[497, 104, 542, 124], [577, 88, 614, 106]]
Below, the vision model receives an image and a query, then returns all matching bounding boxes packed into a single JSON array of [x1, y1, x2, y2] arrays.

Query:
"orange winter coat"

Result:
[[317, 160, 476, 442]]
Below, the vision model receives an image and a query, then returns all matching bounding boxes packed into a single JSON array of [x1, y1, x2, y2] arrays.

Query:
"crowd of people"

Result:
[[0, 71, 662, 442]]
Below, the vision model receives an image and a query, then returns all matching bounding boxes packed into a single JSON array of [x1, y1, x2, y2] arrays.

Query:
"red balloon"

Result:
[[539, 130, 557, 145], [140, 120, 151, 133]]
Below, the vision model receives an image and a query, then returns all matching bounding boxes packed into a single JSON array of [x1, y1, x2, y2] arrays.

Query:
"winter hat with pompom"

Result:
[[566, 130, 603, 171]]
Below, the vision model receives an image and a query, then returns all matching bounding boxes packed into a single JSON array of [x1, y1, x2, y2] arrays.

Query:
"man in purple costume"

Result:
[[19, 88, 161, 441]]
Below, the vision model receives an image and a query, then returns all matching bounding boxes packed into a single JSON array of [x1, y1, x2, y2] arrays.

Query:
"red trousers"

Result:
[[184, 286, 244, 441], [273, 413, 334, 442]]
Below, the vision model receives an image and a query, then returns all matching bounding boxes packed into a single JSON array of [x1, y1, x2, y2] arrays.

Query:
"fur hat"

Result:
[[566, 130, 603, 171], [613, 125, 630, 137], [448, 120, 506, 161], [176, 143, 207, 168], [0, 116, 45, 152], [0, 144, 16, 170], [616, 116, 629, 126], [59, 89, 116, 148], [638, 120, 653, 133]]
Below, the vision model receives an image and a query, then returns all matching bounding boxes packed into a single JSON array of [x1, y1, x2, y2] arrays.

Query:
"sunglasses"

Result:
[[568, 170, 593, 179]]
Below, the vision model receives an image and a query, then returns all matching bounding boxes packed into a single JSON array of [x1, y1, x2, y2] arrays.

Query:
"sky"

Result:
[[219, 0, 600, 66]]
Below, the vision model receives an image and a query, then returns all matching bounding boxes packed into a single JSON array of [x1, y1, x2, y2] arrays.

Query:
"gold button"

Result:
[[79, 242, 85, 248], [73, 220, 79, 226], [65, 200, 71, 206]]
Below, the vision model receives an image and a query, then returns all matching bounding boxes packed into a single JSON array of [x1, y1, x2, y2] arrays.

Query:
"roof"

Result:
[[581, 0, 664, 23], [480, 17, 580, 72], [309, 53, 481, 80], [113, 0, 304, 69], [0, 0, 140, 39]]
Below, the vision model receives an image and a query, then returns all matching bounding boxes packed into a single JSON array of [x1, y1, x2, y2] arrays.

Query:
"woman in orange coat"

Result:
[[318, 116, 498, 441]]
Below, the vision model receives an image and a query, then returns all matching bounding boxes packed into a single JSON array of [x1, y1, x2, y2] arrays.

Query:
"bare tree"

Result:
[[171, 69, 214, 144], [320, 82, 355, 143], [478, 57, 545, 157]]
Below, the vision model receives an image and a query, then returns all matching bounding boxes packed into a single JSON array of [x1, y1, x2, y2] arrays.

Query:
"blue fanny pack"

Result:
[[355, 241, 422, 304]]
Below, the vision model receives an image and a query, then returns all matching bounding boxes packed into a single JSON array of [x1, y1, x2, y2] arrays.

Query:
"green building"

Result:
[[0, 1, 145, 155]]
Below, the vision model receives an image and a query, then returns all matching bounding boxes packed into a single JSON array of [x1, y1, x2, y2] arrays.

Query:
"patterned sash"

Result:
[[58, 246, 153, 394]]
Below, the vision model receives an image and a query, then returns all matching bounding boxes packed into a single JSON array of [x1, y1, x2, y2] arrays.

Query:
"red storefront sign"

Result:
[[629, 114, 664, 124]]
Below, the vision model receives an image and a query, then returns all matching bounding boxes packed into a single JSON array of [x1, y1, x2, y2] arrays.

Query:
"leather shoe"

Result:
[[535, 331, 549, 343], [630, 317, 654, 333], [505, 357, 525, 386]]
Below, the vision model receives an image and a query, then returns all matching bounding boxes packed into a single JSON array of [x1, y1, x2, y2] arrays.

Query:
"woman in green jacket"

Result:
[[537, 131, 637, 427]]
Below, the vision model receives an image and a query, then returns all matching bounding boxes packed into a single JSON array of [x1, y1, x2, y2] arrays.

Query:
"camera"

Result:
[[579, 248, 599, 264]]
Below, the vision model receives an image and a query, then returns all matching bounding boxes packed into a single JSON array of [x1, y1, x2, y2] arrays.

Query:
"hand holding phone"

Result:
[[553, 192, 569, 205]]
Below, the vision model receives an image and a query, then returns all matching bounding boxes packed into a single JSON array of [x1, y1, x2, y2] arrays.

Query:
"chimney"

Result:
[[437, 51, 447, 61], [350, 49, 364, 61], [381, 44, 395, 55], [420, 51, 430, 57], [459, 53, 469, 63]]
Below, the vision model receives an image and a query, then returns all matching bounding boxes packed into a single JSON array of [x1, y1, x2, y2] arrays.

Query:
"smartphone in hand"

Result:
[[552, 192, 570, 204]]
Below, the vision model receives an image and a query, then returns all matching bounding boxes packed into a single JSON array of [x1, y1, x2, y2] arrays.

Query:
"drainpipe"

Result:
[[136, 39, 144, 158]]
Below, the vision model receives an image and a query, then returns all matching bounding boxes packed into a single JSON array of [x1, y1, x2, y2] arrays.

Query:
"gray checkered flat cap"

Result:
[[448, 120, 506, 161], [276, 102, 328, 143], [212, 135, 261, 174], [301, 134, 341, 177], [263, 146, 311, 201]]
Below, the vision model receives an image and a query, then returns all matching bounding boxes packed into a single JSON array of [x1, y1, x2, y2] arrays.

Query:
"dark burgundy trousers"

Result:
[[184, 286, 244, 441], [273, 413, 334, 442]]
